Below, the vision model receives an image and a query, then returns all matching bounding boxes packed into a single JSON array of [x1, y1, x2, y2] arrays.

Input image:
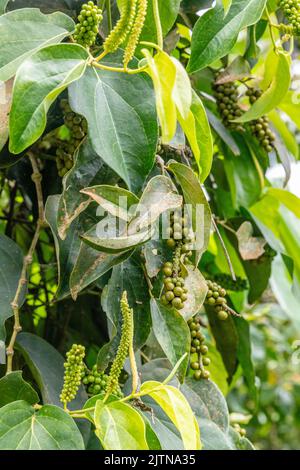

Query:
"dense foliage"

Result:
[[0, 0, 300, 450]]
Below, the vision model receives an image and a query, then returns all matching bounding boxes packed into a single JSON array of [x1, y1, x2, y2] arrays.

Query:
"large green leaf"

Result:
[[57, 138, 118, 240], [140, 381, 201, 450], [9, 44, 88, 154], [0, 234, 25, 342], [206, 306, 238, 381], [137, 360, 249, 450], [222, 134, 263, 209], [68, 62, 158, 192], [233, 317, 257, 403], [0, 401, 84, 449], [0, 371, 39, 407], [94, 400, 149, 450], [168, 161, 212, 266], [150, 298, 190, 383], [181, 378, 246, 450], [235, 51, 291, 122], [188, 1, 267, 73], [0, 8, 75, 81]]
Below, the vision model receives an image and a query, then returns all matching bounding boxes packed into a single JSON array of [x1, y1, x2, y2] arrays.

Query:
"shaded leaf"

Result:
[[0, 234, 25, 342], [16, 332, 88, 409], [150, 298, 190, 383], [0, 371, 39, 407], [70, 244, 133, 301], [101, 257, 151, 353], [206, 305, 238, 381], [140, 0, 181, 43], [57, 137, 118, 240]]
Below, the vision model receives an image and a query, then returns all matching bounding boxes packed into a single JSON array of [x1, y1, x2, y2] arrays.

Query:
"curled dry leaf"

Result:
[[236, 221, 266, 260]]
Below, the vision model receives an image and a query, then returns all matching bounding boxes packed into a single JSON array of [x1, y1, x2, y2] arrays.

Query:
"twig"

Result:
[[6, 153, 46, 374], [212, 217, 236, 281]]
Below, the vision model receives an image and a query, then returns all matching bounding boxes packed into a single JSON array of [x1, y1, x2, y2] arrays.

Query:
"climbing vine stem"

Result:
[[6, 152, 46, 374]]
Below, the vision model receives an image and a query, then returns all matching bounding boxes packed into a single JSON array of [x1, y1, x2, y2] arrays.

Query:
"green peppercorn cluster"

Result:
[[56, 99, 87, 177], [213, 74, 244, 131], [160, 210, 194, 310], [105, 292, 133, 398], [74, 1, 103, 47], [205, 280, 229, 321], [161, 261, 188, 310], [60, 344, 85, 407], [279, 0, 300, 36], [211, 273, 248, 292], [246, 88, 275, 153], [82, 364, 123, 398], [188, 316, 210, 380], [166, 210, 194, 255]]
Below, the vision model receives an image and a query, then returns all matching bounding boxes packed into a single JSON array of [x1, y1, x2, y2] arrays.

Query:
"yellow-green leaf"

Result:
[[171, 57, 192, 120], [94, 401, 149, 450], [177, 91, 213, 182], [142, 49, 177, 143], [140, 381, 201, 450], [235, 50, 291, 122]]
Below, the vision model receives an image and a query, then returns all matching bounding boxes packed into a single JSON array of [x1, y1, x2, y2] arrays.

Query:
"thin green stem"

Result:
[[106, 0, 112, 32], [91, 60, 148, 74], [266, 7, 278, 51], [152, 0, 163, 49], [140, 40, 162, 52]]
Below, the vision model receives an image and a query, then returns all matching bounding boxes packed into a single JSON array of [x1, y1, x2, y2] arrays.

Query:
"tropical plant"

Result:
[[0, 0, 299, 451]]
